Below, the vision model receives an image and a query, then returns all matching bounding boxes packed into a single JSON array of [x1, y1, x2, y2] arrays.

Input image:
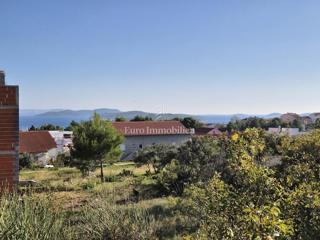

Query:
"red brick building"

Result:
[[0, 71, 19, 190]]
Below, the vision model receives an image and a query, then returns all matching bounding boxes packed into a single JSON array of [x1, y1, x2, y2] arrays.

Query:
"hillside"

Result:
[[20, 109, 320, 130], [34, 109, 282, 123]]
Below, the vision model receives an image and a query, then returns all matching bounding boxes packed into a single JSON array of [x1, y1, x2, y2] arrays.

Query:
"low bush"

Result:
[[134, 144, 178, 174], [19, 153, 32, 169], [118, 169, 134, 177], [80, 180, 100, 190], [157, 137, 224, 195], [104, 175, 121, 183]]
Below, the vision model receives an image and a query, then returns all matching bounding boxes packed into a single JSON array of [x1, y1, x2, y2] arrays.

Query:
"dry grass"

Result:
[[19, 162, 154, 211], [18, 162, 187, 239]]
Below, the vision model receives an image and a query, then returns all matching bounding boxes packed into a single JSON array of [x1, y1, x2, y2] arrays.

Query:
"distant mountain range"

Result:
[[21, 108, 282, 125], [19, 109, 320, 130]]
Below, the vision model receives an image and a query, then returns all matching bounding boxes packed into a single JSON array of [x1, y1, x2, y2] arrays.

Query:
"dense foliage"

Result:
[[226, 117, 303, 132], [115, 116, 127, 122], [130, 115, 153, 121], [134, 129, 320, 239], [157, 137, 224, 195], [133, 144, 177, 174], [10, 127, 320, 239], [172, 117, 204, 129], [28, 124, 63, 131], [182, 130, 320, 239]]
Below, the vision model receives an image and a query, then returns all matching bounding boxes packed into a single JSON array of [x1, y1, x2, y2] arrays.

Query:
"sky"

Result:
[[0, 0, 320, 115]]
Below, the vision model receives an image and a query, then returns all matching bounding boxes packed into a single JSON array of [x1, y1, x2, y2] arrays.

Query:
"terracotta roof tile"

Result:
[[20, 131, 57, 153], [195, 127, 222, 136]]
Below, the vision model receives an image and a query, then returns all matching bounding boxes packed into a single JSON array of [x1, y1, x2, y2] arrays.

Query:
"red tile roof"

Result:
[[195, 127, 222, 136], [112, 121, 192, 136], [20, 131, 57, 154]]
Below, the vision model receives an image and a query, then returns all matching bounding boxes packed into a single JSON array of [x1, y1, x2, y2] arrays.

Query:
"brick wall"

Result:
[[0, 85, 19, 190]]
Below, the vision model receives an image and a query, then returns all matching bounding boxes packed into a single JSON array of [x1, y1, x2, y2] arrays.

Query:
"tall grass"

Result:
[[77, 200, 158, 240], [16, 165, 184, 239], [0, 191, 72, 240]]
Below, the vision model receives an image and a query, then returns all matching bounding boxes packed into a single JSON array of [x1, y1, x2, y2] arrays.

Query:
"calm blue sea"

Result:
[[20, 116, 89, 130]]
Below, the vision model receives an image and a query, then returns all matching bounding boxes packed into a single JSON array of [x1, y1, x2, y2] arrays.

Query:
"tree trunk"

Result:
[[100, 160, 104, 183]]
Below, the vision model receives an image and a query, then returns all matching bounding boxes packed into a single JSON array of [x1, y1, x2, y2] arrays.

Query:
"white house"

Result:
[[112, 121, 193, 160], [49, 131, 73, 154], [20, 131, 59, 166], [268, 127, 300, 136]]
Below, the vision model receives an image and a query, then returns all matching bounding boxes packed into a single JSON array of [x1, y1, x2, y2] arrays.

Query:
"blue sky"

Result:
[[1, 0, 319, 114]]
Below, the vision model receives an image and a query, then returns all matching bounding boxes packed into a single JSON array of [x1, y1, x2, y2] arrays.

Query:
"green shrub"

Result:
[[118, 169, 134, 177], [80, 180, 99, 190], [134, 144, 178, 174], [157, 137, 224, 195], [104, 175, 121, 183], [19, 153, 32, 169], [54, 154, 72, 168]]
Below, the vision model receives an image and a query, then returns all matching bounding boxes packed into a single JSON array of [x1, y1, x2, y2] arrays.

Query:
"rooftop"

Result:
[[195, 127, 222, 136], [20, 131, 57, 154]]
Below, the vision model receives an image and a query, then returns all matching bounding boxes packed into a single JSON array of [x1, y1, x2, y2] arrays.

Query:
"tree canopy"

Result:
[[172, 117, 204, 129], [130, 115, 153, 121], [134, 128, 320, 238], [71, 113, 124, 181]]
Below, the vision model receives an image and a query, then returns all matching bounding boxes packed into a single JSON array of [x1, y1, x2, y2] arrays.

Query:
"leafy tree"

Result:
[[158, 136, 224, 195], [182, 129, 294, 239], [313, 118, 320, 129], [131, 115, 153, 121], [222, 129, 283, 203], [173, 117, 204, 129], [71, 113, 124, 182], [269, 118, 282, 128], [115, 116, 127, 122], [277, 130, 320, 188], [275, 130, 320, 238], [284, 182, 320, 239], [183, 175, 292, 239], [179, 128, 320, 239], [291, 119, 303, 130], [28, 125, 36, 131], [28, 124, 63, 131], [133, 144, 177, 174], [19, 153, 32, 169], [39, 124, 63, 131], [65, 120, 80, 131], [225, 116, 306, 132]]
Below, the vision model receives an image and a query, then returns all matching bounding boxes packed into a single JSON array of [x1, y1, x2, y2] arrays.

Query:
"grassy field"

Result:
[[17, 162, 191, 239], [20, 162, 163, 210]]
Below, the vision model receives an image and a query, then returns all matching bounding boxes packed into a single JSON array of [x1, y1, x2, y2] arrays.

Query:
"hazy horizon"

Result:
[[20, 108, 312, 117], [1, 1, 320, 114]]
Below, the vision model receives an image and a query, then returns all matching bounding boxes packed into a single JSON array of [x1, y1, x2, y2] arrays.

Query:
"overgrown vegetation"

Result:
[[4, 128, 320, 239], [225, 116, 304, 132], [0, 192, 70, 240], [134, 129, 320, 239]]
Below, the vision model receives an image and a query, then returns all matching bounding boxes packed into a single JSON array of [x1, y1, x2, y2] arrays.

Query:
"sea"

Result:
[[20, 116, 89, 130]]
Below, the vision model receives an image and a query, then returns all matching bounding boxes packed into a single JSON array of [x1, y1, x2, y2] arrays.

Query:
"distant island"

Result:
[[20, 108, 288, 130]]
